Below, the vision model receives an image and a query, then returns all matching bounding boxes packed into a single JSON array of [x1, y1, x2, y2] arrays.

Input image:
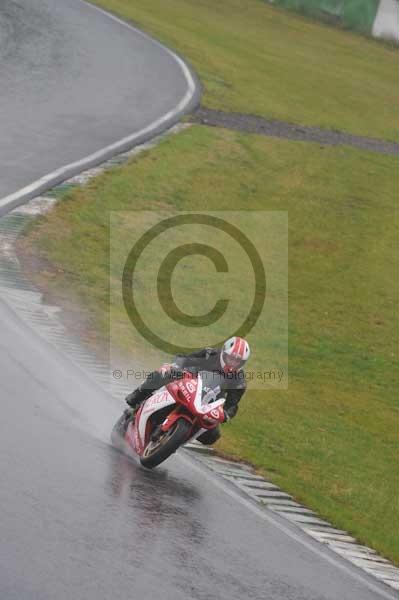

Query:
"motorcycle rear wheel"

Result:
[[110, 412, 130, 451], [140, 418, 192, 469]]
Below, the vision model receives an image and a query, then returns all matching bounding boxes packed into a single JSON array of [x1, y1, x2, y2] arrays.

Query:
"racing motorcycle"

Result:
[[111, 370, 225, 469]]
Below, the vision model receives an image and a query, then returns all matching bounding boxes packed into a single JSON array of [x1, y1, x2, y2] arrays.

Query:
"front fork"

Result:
[[160, 409, 211, 447], [160, 408, 194, 433]]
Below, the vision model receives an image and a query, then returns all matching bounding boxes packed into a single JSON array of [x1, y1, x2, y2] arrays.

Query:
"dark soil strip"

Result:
[[190, 107, 399, 156]]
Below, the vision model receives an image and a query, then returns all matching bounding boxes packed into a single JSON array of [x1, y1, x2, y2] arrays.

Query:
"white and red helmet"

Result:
[[220, 337, 250, 373]]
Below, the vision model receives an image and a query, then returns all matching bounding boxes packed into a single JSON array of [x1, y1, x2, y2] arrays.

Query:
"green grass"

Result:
[[90, 0, 399, 141], [20, 126, 399, 563]]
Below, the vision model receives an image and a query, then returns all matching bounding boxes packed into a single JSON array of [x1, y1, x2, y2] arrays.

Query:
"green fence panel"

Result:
[[342, 0, 379, 32], [270, 0, 380, 34]]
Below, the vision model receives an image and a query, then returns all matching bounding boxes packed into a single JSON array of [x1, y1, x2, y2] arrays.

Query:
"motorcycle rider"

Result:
[[125, 336, 251, 445]]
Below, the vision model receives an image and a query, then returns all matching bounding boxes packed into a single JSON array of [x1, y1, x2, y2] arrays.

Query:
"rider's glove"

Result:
[[158, 362, 185, 380]]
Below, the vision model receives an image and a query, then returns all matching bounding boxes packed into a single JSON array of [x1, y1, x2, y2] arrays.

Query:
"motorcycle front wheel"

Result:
[[140, 418, 192, 469]]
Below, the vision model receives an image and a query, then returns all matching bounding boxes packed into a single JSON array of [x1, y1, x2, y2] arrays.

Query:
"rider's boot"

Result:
[[125, 386, 149, 409]]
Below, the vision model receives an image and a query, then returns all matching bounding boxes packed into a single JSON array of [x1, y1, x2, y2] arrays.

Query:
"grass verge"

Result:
[[89, 0, 399, 141], [19, 125, 399, 563]]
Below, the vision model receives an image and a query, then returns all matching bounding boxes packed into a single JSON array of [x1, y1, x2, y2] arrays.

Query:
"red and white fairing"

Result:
[[126, 372, 225, 457], [126, 388, 175, 454]]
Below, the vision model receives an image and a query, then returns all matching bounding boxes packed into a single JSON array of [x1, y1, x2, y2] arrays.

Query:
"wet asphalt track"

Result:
[[1, 301, 396, 600], [0, 2, 398, 599]]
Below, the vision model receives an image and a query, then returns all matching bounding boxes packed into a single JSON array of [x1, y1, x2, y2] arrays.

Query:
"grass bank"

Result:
[[19, 125, 399, 563], [90, 0, 399, 141]]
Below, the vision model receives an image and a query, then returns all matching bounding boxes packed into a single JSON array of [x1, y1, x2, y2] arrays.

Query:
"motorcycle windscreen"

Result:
[[196, 371, 225, 411]]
